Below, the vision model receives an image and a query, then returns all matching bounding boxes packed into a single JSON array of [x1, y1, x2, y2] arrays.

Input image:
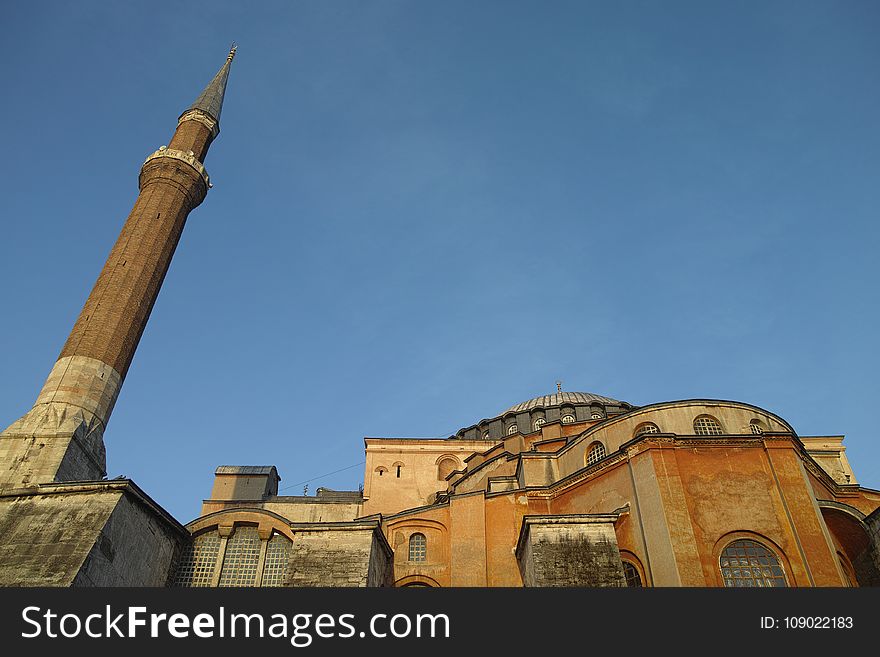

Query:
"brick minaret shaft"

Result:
[[0, 48, 236, 490]]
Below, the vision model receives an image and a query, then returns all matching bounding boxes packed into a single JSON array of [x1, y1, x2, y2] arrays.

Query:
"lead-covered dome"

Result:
[[502, 392, 626, 415], [453, 391, 634, 440]]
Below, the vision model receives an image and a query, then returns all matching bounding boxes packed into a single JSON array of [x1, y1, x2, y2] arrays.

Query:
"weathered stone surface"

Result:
[[288, 521, 393, 587], [0, 407, 106, 490], [516, 514, 625, 587], [860, 507, 880, 586], [0, 481, 187, 587]]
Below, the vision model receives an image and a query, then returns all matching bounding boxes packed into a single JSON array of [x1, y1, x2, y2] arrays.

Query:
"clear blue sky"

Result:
[[1, 1, 878, 522]]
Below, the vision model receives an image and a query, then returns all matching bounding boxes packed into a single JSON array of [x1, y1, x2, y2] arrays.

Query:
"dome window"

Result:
[[561, 414, 575, 424], [749, 419, 765, 435], [694, 415, 724, 436], [534, 417, 546, 430], [586, 442, 607, 466], [507, 424, 518, 435], [634, 423, 660, 437]]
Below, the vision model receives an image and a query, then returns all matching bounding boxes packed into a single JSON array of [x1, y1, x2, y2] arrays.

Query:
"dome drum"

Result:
[[453, 392, 633, 440]]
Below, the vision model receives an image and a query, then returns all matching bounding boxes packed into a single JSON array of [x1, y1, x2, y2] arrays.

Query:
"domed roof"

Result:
[[502, 391, 627, 415]]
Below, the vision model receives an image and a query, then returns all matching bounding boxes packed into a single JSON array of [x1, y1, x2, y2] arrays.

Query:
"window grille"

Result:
[[720, 539, 787, 587], [587, 442, 606, 465], [218, 526, 261, 587], [622, 561, 642, 587], [173, 530, 221, 587], [261, 532, 292, 587], [409, 533, 427, 562], [694, 416, 723, 435]]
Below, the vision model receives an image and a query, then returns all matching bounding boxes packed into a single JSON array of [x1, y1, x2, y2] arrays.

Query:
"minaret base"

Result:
[[0, 402, 106, 491]]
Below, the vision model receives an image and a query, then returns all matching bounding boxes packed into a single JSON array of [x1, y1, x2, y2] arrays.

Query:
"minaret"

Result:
[[0, 47, 237, 490]]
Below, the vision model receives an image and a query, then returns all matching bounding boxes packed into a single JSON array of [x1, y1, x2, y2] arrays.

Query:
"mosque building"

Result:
[[1, 50, 878, 588]]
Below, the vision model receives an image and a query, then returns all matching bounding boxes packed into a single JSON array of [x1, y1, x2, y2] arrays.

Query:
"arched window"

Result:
[[483, 430, 490, 440], [437, 457, 459, 481], [720, 539, 787, 587], [409, 533, 427, 562], [749, 419, 765, 435], [375, 466, 387, 477], [507, 424, 518, 435], [173, 524, 294, 588], [694, 415, 724, 436], [218, 526, 261, 587], [173, 530, 221, 587], [261, 532, 292, 587], [534, 417, 546, 430], [586, 442, 606, 466], [591, 411, 603, 420], [622, 561, 642, 587], [634, 423, 660, 437], [561, 414, 575, 424]]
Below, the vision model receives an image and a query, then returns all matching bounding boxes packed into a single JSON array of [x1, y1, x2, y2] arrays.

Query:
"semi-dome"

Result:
[[502, 391, 628, 415]]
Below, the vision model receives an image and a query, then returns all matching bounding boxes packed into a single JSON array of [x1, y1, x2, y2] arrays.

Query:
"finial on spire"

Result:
[[556, 381, 562, 393], [227, 43, 237, 62]]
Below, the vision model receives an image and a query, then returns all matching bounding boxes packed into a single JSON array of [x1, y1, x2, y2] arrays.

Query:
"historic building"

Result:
[[1, 52, 879, 588], [180, 391, 880, 587]]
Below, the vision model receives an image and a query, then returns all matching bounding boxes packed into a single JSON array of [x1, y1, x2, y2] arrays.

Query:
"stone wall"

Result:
[[861, 507, 880, 586], [516, 514, 625, 587], [0, 481, 187, 586], [288, 521, 393, 587]]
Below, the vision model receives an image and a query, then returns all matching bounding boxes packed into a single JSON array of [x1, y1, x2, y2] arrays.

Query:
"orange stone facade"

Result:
[[184, 394, 880, 587]]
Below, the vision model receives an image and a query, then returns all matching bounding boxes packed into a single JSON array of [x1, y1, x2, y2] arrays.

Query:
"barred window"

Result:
[[409, 533, 427, 562], [591, 412, 603, 419], [561, 414, 575, 424], [586, 442, 606, 466], [720, 539, 787, 587], [218, 526, 261, 587], [749, 419, 765, 435], [534, 417, 546, 430], [507, 424, 518, 435], [634, 423, 660, 437], [694, 415, 724, 436], [622, 561, 643, 587], [173, 530, 221, 587], [261, 532, 292, 587]]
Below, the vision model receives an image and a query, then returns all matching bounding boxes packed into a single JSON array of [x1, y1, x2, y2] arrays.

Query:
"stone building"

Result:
[[181, 391, 880, 587], [1, 52, 879, 588]]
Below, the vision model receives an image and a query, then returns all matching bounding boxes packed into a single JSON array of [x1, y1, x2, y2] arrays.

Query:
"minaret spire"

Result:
[[184, 43, 237, 127], [0, 48, 236, 489]]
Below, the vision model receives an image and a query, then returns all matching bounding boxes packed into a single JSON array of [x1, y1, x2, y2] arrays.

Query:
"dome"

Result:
[[452, 391, 634, 440], [502, 391, 628, 415]]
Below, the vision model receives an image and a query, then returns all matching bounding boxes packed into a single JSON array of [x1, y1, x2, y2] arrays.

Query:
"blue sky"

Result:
[[1, 1, 878, 522]]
